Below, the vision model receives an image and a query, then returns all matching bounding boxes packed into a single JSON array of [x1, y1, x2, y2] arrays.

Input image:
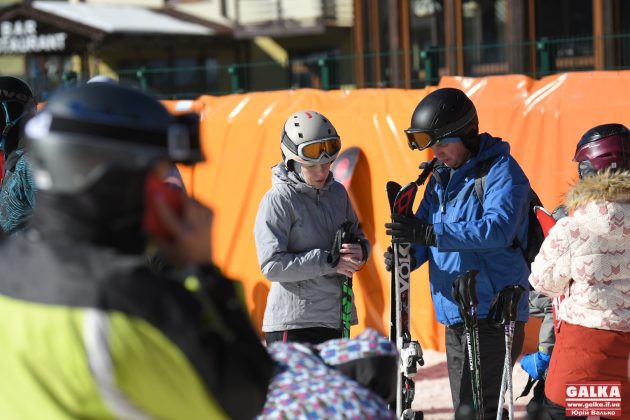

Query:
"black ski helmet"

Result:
[[0, 76, 36, 156], [24, 83, 203, 194], [405, 87, 479, 152], [574, 123, 630, 179]]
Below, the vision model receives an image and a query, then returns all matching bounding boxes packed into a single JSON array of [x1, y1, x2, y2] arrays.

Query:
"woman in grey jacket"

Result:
[[254, 110, 369, 345]]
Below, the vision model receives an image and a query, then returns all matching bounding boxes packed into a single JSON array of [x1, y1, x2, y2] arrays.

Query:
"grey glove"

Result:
[[383, 246, 416, 272], [552, 205, 568, 221]]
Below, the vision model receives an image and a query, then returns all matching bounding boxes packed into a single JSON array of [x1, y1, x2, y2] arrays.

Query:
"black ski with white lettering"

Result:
[[386, 158, 436, 419]]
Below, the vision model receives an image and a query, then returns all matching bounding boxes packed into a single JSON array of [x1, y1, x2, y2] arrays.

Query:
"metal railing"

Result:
[[24, 33, 630, 100]]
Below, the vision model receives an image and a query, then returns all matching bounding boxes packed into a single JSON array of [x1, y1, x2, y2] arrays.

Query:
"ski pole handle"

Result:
[[328, 221, 357, 267], [452, 270, 479, 317], [466, 270, 479, 308], [488, 284, 526, 327], [415, 158, 438, 186], [508, 285, 525, 322]]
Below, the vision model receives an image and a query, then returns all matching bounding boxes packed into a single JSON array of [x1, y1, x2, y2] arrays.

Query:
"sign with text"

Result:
[[0, 20, 67, 54], [566, 382, 622, 417]]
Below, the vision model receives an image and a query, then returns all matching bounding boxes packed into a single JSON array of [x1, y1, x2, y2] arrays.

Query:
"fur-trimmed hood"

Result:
[[565, 170, 630, 210], [564, 170, 630, 238]]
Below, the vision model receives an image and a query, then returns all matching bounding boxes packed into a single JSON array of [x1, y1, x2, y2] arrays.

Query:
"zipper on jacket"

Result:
[[433, 167, 448, 214], [440, 186, 447, 214], [316, 189, 320, 205]]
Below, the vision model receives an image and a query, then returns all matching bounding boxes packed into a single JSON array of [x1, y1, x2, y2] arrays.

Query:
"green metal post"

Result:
[[228, 65, 240, 93], [136, 67, 148, 91], [420, 47, 440, 86], [318, 57, 330, 90], [421, 48, 432, 86], [537, 38, 550, 77]]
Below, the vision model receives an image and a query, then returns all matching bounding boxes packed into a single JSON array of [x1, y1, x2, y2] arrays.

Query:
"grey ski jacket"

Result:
[[254, 163, 369, 332]]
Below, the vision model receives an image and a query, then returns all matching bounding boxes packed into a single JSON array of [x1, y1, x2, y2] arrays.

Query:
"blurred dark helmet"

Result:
[[24, 83, 203, 194], [0, 76, 36, 155], [404, 87, 479, 152], [574, 123, 630, 179]]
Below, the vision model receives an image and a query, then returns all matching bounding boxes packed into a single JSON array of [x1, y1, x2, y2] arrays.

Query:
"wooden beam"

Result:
[[444, 0, 457, 75], [594, 0, 604, 69], [370, 0, 381, 85], [528, 0, 536, 74], [388, 0, 400, 86], [455, 0, 463, 76], [602, 0, 615, 68], [353, 0, 365, 88], [400, 0, 411, 88], [506, 0, 526, 74]]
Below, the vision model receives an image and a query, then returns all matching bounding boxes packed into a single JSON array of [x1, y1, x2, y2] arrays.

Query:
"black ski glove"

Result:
[[383, 246, 416, 272], [328, 221, 356, 267], [384, 214, 436, 246]]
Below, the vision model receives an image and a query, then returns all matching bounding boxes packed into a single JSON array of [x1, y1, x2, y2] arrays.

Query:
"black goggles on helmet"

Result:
[[282, 131, 341, 163], [26, 111, 204, 165], [404, 107, 477, 151]]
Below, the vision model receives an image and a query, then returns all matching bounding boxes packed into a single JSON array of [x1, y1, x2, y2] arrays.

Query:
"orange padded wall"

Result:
[[170, 71, 630, 352]]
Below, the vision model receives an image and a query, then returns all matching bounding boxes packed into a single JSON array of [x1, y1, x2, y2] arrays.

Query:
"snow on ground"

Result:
[[411, 350, 531, 419]]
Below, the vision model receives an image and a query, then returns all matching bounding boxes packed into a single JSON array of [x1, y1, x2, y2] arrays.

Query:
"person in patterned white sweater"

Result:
[[529, 168, 630, 419]]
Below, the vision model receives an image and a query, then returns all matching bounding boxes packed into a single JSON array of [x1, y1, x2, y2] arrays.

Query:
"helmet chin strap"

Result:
[[292, 161, 306, 182]]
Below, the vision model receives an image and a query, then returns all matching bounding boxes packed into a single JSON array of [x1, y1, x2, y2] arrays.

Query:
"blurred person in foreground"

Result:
[[0, 82, 273, 419], [0, 76, 37, 234], [529, 123, 630, 419]]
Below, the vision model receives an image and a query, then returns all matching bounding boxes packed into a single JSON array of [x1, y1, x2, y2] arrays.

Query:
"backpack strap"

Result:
[[474, 157, 522, 252], [473, 158, 494, 206]]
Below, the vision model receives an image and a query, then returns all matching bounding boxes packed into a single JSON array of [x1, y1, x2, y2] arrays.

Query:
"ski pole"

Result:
[[330, 221, 358, 339], [452, 270, 484, 420], [488, 285, 525, 420], [341, 276, 352, 338]]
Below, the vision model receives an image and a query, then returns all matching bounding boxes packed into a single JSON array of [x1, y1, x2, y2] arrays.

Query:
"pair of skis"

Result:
[[386, 159, 436, 420]]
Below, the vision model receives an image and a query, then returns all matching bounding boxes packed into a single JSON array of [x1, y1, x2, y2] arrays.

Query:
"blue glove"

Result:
[[520, 351, 551, 380]]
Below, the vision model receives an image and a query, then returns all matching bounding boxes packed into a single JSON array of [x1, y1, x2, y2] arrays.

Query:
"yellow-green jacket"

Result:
[[0, 234, 273, 420]]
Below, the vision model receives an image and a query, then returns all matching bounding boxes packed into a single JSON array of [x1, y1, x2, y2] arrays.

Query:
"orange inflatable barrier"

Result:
[[168, 71, 630, 352]]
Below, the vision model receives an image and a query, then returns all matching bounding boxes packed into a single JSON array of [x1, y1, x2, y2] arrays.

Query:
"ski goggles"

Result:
[[283, 132, 341, 162], [404, 129, 435, 151], [404, 129, 462, 151], [404, 107, 477, 151]]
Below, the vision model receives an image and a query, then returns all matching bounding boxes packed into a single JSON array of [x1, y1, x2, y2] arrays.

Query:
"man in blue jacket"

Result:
[[385, 87, 530, 417]]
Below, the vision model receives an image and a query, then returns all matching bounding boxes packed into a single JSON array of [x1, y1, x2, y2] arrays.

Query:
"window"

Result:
[[409, 0, 444, 85], [535, 0, 593, 69], [462, 0, 507, 74], [289, 49, 339, 89], [26, 54, 73, 100]]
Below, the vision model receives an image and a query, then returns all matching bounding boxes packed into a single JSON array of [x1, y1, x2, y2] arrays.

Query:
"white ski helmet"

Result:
[[281, 110, 341, 166]]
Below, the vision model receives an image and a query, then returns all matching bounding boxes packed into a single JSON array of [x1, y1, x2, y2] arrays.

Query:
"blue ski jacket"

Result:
[[414, 133, 530, 326]]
